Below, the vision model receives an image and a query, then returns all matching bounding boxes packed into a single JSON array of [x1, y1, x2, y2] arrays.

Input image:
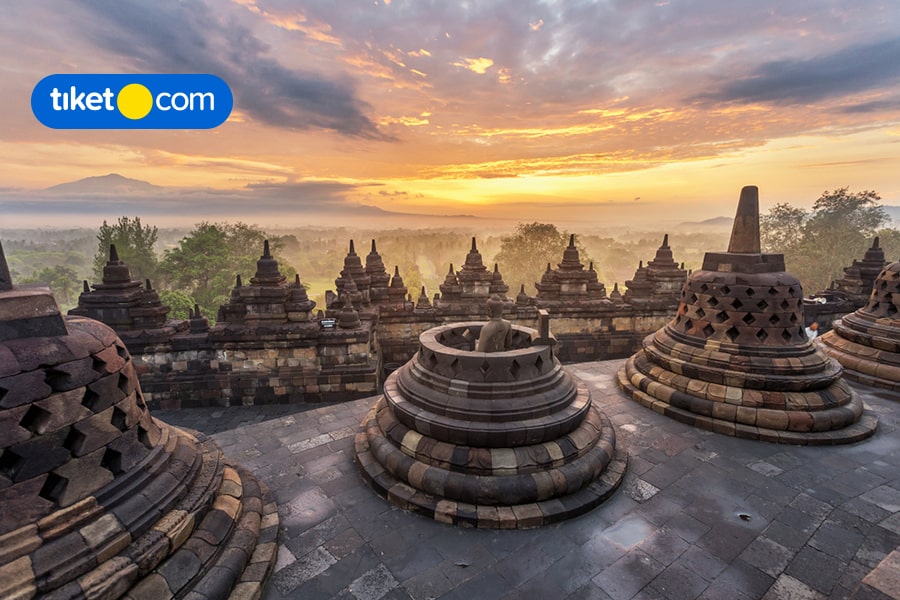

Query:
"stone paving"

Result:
[[157, 359, 900, 600]]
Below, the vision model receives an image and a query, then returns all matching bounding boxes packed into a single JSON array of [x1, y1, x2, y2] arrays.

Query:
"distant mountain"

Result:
[[12, 173, 479, 226], [43, 173, 163, 195], [676, 216, 733, 229], [883, 205, 900, 223]]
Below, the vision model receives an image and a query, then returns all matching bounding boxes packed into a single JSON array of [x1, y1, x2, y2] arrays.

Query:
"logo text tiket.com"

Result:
[[32, 74, 232, 129]]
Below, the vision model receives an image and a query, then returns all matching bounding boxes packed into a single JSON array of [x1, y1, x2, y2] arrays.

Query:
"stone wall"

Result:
[[72, 233, 864, 409], [133, 324, 376, 409]]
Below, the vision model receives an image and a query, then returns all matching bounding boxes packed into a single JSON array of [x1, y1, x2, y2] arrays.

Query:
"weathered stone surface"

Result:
[[357, 319, 626, 528], [0, 250, 277, 599], [618, 187, 877, 444], [819, 259, 900, 391]]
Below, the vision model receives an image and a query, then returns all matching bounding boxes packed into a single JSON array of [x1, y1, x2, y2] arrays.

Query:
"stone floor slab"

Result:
[[155, 361, 900, 600]]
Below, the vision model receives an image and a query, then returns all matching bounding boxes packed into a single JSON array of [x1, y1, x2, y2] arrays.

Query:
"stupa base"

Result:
[[618, 358, 877, 445], [355, 398, 627, 529], [818, 333, 900, 393]]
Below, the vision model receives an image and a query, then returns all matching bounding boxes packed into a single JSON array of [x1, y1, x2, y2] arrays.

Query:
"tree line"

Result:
[[6, 187, 897, 320]]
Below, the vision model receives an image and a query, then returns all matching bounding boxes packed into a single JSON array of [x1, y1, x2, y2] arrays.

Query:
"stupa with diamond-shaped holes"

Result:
[[0, 240, 277, 599], [617, 186, 877, 444], [819, 259, 900, 391]]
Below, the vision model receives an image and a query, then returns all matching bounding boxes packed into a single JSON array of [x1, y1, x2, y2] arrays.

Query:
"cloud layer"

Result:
[[1, 0, 900, 218], [72, 0, 384, 137]]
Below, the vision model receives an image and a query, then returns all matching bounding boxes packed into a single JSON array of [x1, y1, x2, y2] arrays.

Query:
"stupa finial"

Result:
[[727, 185, 761, 254], [568, 234, 575, 248], [262, 240, 271, 258], [109, 244, 120, 263]]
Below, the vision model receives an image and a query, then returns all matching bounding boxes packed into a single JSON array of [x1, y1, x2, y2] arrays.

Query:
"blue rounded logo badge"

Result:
[[32, 74, 233, 129]]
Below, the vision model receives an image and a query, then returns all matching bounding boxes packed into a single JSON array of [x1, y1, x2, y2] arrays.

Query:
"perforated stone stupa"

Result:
[[355, 309, 626, 528], [819, 259, 900, 391], [617, 186, 877, 445], [0, 241, 277, 599]]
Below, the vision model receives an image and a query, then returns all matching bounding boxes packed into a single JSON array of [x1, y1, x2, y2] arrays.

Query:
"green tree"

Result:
[[158, 289, 195, 321], [159, 222, 295, 318], [493, 222, 592, 292], [93, 216, 159, 283], [760, 202, 808, 253], [760, 188, 891, 293], [21, 265, 80, 305]]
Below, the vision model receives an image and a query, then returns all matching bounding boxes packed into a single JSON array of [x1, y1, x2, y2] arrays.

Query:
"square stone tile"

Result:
[[592, 550, 665, 600]]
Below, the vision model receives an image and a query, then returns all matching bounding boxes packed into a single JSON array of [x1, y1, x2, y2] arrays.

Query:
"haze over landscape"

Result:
[[2, 0, 900, 228]]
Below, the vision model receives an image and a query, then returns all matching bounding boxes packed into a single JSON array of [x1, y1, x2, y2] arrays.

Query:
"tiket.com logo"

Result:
[[32, 74, 233, 129]]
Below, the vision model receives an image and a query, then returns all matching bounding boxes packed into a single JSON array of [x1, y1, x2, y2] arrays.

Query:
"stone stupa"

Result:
[[355, 298, 626, 528], [0, 240, 277, 599], [818, 259, 900, 391], [617, 186, 877, 444]]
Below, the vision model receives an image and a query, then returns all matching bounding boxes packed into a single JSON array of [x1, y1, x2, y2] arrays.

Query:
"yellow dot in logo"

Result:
[[116, 83, 153, 120]]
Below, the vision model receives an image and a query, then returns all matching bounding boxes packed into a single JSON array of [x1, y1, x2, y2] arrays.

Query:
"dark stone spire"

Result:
[[71, 245, 172, 336], [609, 282, 623, 303], [463, 237, 486, 271], [416, 285, 432, 309], [727, 185, 761, 254], [0, 239, 12, 291], [365, 239, 391, 302], [390, 265, 406, 288], [534, 235, 608, 304], [287, 273, 316, 315], [490, 262, 509, 295], [0, 239, 67, 339], [338, 239, 370, 303], [830, 236, 887, 304], [103, 244, 133, 284], [559, 234, 583, 271], [251, 239, 285, 285], [338, 295, 361, 329], [516, 283, 531, 305], [387, 265, 408, 304], [189, 303, 210, 333]]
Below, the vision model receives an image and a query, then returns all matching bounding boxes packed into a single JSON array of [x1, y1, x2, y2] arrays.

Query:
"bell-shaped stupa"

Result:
[[617, 187, 877, 444], [819, 260, 900, 391], [356, 304, 626, 528], [0, 240, 277, 598]]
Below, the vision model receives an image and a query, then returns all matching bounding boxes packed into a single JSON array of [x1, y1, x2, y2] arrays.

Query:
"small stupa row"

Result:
[[617, 186, 878, 444], [356, 297, 626, 528], [330, 240, 408, 311], [0, 241, 277, 598], [819, 258, 900, 391]]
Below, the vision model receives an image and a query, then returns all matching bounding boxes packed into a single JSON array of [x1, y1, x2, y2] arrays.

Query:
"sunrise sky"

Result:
[[2, 0, 900, 226]]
